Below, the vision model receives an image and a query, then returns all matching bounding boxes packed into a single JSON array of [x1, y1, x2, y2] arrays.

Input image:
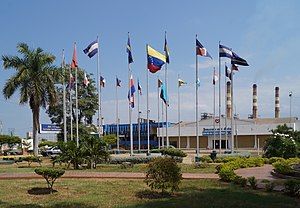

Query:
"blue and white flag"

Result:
[[219, 44, 232, 58], [231, 52, 249, 66], [83, 40, 98, 58]]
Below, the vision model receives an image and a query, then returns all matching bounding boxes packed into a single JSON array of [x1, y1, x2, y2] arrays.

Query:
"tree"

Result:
[[46, 68, 98, 141], [103, 134, 117, 147], [57, 141, 83, 169], [2, 43, 59, 156], [0, 135, 22, 153], [34, 168, 65, 193], [81, 136, 109, 169], [145, 157, 182, 194], [264, 124, 299, 158]]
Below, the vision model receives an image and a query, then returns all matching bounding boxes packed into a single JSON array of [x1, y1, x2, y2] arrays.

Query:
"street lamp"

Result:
[[289, 91, 292, 127]]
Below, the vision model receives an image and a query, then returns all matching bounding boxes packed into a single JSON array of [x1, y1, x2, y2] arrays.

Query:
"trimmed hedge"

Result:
[[151, 148, 187, 158], [272, 157, 300, 175], [109, 155, 183, 164]]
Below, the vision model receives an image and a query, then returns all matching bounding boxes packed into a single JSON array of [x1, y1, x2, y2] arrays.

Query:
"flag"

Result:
[[219, 44, 233, 58], [71, 44, 78, 69], [160, 83, 168, 106], [164, 33, 170, 64], [128, 75, 136, 108], [158, 79, 163, 88], [178, 78, 187, 87], [83, 40, 98, 58], [83, 73, 90, 87], [196, 39, 212, 59], [231, 64, 239, 71], [231, 51, 249, 66], [67, 73, 75, 90], [100, 76, 106, 87], [116, 77, 121, 87], [138, 80, 142, 95], [147, 45, 166, 73], [213, 70, 218, 85], [225, 64, 232, 80], [127, 34, 134, 64]]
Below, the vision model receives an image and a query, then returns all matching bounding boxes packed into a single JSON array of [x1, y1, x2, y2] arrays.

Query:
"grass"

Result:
[[0, 162, 217, 174], [0, 179, 298, 208]]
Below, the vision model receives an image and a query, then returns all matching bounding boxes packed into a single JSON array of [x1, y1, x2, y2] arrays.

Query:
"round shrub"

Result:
[[218, 166, 236, 182], [35, 167, 65, 193], [273, 160, 293, 175], [144, 157, 182, 194]]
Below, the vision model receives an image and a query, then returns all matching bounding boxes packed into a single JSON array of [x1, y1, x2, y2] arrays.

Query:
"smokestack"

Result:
[[226, 81, 232, 118], [252, 84, 258, 119], [275, 87, 280, 118]]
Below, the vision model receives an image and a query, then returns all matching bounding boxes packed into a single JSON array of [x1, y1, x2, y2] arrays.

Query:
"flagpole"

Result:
[[116, 76, 120, 151], [195, 35, 200, 158], [146, 44, 150, 154], [178, 74, 181, 149], [224, 63, 228, 150], [128, 34, 133, 156], [157, 76, 160, 150], [96, 36, 102, 140], [218, 41, 222, 154], [69, 67, 73, 141], [62, 49, 67, 143], [213, 68, 216, 150], [74, 43, 79, 147], [137, 79, 141, 152], [164, 31, 169, 147], [231, 65, 234, 152], [161, 100, 164, 148]]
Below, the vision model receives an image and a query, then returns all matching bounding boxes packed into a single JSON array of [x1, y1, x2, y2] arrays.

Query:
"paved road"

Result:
[[0, 172, 219, 180]]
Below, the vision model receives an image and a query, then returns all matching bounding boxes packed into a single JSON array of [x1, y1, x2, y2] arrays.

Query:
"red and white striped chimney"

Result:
[[226, 81, 232, 118], [275, 87, 280, 118], [252, 84, 258, 119]]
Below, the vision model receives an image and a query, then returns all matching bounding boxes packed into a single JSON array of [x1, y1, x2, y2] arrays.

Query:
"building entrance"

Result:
[[213, 140, 228, 149]]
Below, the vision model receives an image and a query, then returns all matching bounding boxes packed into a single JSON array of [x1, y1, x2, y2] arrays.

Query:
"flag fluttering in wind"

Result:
[[83, 40, 98, 58], [83, 73, 90, 87], [160, 83, 168, 106], [138, 80, 142, 95], [178, 78, 187, 87], [147, 45, 166, 73], [213, 70, 219, 85], [71, 44, 78, 69], [127, 34, 134, 64], [231, 52, 249, 66], [67, 73, 75, 90], [219, 44, 233, 58], [158, 79, 163, 88], [225, 64, 232, 80], [100, 76, 106, 87], [116, 77, 121, 87], [164, 33, 170, 64], [128, 75, 136, 108], [231, 64, 239, 71], [196, 39, 212, 59]]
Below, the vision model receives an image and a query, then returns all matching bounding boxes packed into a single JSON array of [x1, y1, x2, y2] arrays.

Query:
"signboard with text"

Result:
[[202, 127, 232, 136], [40, 124, 61, 134]]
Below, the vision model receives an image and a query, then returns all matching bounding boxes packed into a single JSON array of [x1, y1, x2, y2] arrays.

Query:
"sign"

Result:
[[40, 124, 61, 134], [202, 127, 231, 136]]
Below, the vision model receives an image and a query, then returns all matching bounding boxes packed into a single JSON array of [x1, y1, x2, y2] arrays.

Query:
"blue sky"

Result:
[[0, 0, 299, 137]]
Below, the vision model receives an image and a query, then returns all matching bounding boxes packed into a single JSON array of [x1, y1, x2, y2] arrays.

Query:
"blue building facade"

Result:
[[103, 120, 170, 149]]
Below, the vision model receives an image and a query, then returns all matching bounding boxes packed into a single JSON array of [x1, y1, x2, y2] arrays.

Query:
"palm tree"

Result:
[[2, 43, 58, 156]]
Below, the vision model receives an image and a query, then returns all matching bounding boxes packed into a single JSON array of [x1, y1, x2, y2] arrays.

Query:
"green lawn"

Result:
[[0, 163, 217, 174], [0, 179, 298, 208]]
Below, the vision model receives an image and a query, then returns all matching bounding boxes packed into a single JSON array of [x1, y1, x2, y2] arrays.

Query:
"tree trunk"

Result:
[[32, 107, 40, 156]]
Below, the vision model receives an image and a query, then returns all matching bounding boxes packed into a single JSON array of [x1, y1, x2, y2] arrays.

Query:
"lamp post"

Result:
[[289, 91, 292, 128]]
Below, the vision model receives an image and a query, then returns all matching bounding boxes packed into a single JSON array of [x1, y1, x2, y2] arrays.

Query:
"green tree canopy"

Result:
[[2, 43, 59, 156]]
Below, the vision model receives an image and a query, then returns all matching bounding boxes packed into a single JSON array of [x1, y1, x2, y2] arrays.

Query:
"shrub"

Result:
[[159, 147, 187, 158], [269, 157, 285, 164], [218, 166, 236, 182], [194, 162, 209, 169], [265, 181, 275, 192], [247, 176, 258, 189], [273, 160, 293, 175], [200, 155, 213, 163], [34, 168, 65, 193], [144, 157, 182, 194], [23, 156, 42, 166], [284, 179, 300, 197], [233, 176, 247, 187]]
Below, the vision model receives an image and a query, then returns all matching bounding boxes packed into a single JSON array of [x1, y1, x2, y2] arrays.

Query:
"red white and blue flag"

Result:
[[128, 75, 136, 108], [196, 39, 212, 59]]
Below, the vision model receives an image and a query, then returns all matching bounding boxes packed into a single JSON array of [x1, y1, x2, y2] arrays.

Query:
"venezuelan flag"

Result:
[[147, 45, 166, 73]]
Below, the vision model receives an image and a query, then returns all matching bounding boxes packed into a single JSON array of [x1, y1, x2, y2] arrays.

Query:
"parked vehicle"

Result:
[[42, 147, 61, 156]]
